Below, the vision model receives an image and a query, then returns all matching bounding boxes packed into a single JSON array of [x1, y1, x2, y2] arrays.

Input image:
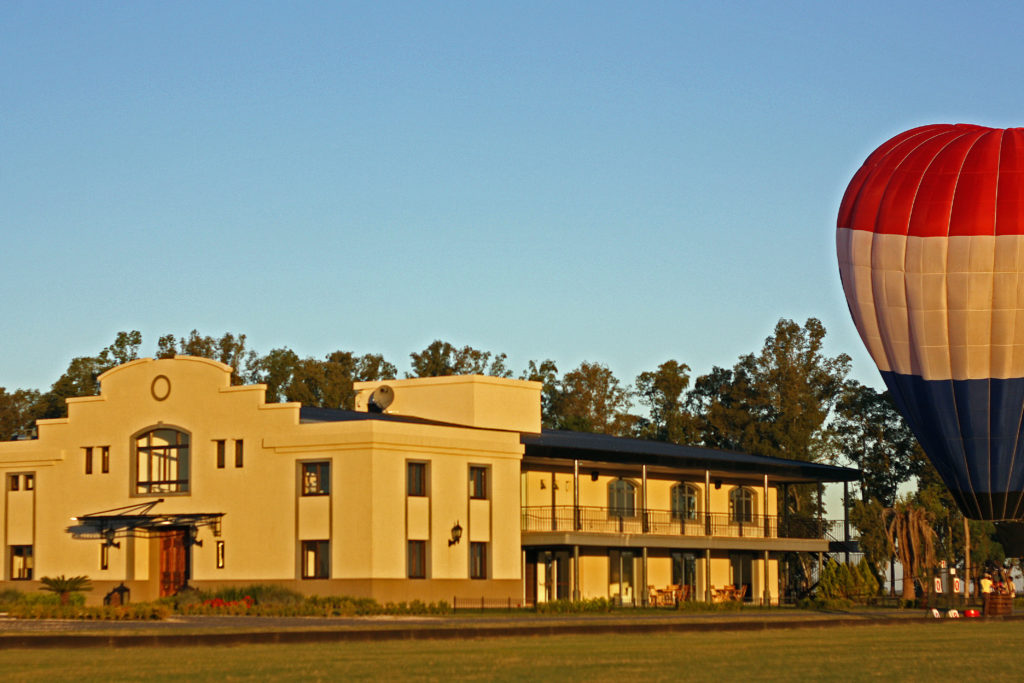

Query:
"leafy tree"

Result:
[[408, 341, 511, 378], [256, 347, 301, 403], [256, 349, 398, 409], [551, 361, 634, 435], [834, 381, 925, 506], [39, 575, 92, 605], [158, 330, 258, 384], [521, 359, 561, 429], [635, 360, 697, 443], [0, 387, 41, 440]]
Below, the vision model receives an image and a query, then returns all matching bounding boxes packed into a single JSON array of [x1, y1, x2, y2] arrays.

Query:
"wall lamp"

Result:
[[714, 479, 722, 490], [591, 471, 599, 482], [448, 521, 463, 546], [103, 529, 120, 549]]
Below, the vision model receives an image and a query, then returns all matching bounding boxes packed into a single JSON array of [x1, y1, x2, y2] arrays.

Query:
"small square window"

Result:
[[408, 540, 426, 579], [235, 440, 244, 468], [101, 446, 110, 474], [84, 447, 93, 475], [470, 542, 487, 580], [302, 462, 330, 496], [215, 440, 226, 469], [407, 462, 427, 497], [469, 466, 488, 500], [301, 540, 329, 579], [24, 474, 33, 491], [10, 545, 33, 580]]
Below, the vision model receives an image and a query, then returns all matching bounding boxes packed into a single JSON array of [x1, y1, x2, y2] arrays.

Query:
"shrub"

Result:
[[535, 598, 614, 614]]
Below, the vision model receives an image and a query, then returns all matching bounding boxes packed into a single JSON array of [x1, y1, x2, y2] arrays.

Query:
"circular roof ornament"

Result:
[[151, 375, 171, 401]]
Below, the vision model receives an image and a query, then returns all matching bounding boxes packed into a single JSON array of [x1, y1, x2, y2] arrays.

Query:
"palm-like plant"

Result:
[[39, 575, 93, 605], [882, 500, 936, 602]]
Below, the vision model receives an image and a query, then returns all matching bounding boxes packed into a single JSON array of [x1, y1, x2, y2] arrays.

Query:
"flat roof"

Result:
[[300, 407, 859, 484], [521, 429, 859, 484]]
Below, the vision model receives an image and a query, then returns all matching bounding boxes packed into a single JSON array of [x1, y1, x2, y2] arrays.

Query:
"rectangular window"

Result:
[[469, 466, 488, 500], [216, 440, 226, 469], [85, 447, 93, 475], [301, 540, 329, 579], [407, 462, 427, 497], [24, 474, 33, 490], [216, 541, 226, 569], [10, 545, 33, 580], [302, 462, 330, 496], [470, 542, 488, 579], [101, 543, 110, 571], [408, 540, 426, 579], [101, 446, 110, 474], [235, 439, 244, 468], [8, 474, 18, 491]]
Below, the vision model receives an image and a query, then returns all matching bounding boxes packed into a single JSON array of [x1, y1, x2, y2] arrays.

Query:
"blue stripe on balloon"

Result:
[[880, 372, 1024, 520]]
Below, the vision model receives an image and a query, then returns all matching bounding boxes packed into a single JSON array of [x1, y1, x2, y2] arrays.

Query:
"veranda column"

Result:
[[641, 464, 648, 533], [642, 546, 649, 607], [704, 469, 711, 536], [763, 474, 770, 605], [843, 481, 851, 565], [705, 548, 712, 604], [573, 544, 580, 602], [573, 459, 580, 531]]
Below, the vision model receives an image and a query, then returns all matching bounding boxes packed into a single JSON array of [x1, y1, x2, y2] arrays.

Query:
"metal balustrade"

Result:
[[521, 505, 836, 540]]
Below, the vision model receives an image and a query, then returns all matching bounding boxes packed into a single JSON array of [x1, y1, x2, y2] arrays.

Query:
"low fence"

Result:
[[451, 596, 528, 612]]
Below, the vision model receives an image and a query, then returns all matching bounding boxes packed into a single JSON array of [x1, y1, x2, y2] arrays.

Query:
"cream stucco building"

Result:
[[0, 357, 857, 606]]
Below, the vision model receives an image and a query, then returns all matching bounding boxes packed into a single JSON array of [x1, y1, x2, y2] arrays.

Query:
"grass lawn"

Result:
[[2, 620, 1023, 681]]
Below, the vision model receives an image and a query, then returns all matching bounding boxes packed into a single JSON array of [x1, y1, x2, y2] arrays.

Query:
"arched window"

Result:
[[135, 428, 190, 494], [671, 483, 700, 521], [608, 478, 637, 518], [729, 487, 755, 523]]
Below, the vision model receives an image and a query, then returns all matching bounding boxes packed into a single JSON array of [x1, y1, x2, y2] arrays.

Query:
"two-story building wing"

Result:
[[0, 357, 858, 605]]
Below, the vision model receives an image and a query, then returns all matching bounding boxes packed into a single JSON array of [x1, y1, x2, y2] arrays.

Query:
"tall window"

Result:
[[470, 542, 488, 579], [302, 462, 330, 496], [10, 545, 32, 580], [84, 447, 93, 475], [101, 446, 110, 474], [469, 466, 488, 500], [135, 428, 190, 494], [301, 540, 329, 579], [608, 478, 637, 518], [234, 439, 244, 468], [671, 483, 700, 521], [215, 440, 226, 469], [408, 540, 427, 578], [407, 462, 427, 497], [729, 487, 755, 523]]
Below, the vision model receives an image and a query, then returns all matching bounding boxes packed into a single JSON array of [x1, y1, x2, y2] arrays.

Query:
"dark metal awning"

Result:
[[68, 499, 224, 540]]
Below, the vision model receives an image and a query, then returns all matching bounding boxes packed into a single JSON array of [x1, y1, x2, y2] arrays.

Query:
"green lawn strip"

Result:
[[2, 621, 1021, 681]]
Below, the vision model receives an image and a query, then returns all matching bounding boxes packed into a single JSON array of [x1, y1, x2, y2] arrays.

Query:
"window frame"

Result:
[[215, 440, 226, 469], [608, 478, 637, 518], [469, 466, 488, 500], [8, 473, 19, 491], [301, 461, 331, 496], [407, 540, 427, 579], [101, 446, 110, 474], [729, 487, 755, 524], [470, 541, 488, 580], [407, 461, 428, 497], [10, 545, 33, 580], [301, 540, 330, 579], [132, 426, 191, 496], [84, 446, 93, 475], [234, 439, 244, 468], [671, 483, 700, 521]]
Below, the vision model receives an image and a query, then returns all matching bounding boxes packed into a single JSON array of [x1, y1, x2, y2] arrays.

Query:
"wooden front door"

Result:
[[159, 529, 187, 597]]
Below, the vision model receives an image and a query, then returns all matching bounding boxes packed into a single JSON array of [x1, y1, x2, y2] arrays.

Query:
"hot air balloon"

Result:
[[837, 123, 1024, 521]]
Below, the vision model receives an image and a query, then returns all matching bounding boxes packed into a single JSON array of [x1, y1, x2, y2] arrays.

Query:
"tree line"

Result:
[[0, 319, 1010, 594]]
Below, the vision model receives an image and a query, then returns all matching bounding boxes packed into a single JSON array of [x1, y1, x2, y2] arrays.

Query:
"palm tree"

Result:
[[882, 500, 936, 602], [39, 575, 92, 605]]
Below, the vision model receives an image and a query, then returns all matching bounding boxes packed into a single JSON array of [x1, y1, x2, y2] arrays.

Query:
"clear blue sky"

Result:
[[3, 1, 1022, 393]]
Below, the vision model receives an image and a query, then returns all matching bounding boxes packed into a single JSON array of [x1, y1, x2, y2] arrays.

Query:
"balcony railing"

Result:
[[521, 505, 835, 541]]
